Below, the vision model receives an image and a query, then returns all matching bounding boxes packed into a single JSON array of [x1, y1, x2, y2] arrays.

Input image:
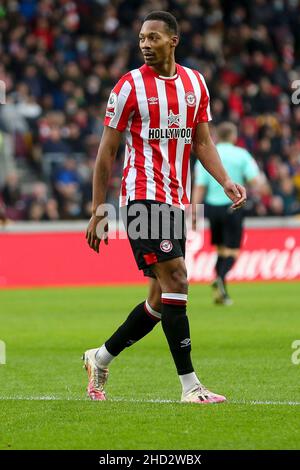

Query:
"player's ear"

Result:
[[170, 35, 179, 48]]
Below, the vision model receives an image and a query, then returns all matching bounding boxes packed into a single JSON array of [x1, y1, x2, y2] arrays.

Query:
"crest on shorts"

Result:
[[160, 240, 173, 253], [185, 91, 196, 107]]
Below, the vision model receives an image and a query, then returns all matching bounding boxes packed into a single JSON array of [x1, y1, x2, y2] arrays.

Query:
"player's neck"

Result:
[[149, 57, 177, 77]]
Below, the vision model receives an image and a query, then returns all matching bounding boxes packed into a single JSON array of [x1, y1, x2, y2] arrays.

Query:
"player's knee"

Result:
[[153, 259, 188, 293], [168, 266, 188, 293]]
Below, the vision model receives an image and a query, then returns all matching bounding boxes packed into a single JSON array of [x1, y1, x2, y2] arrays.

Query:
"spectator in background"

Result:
[[42, 126, 71, 155], [275, 177, 300, 215], [26, 181, 60, 221], [79, 158, 95, 219], [2, 172, 26, 220], [53, 158, 81, 218]]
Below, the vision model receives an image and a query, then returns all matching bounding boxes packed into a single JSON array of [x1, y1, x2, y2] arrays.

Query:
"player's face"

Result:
[[139, 20, 178, 67]]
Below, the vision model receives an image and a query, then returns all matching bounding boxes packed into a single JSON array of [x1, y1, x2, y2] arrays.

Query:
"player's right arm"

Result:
[[86, 126, 122, 253], [86, 74, 135, 253]]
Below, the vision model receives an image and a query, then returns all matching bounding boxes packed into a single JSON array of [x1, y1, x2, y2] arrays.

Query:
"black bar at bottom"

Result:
[[0, 450, 299, 467]]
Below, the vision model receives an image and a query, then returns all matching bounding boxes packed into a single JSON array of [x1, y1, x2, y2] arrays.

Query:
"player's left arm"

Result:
[[192, 122, 246, 209]]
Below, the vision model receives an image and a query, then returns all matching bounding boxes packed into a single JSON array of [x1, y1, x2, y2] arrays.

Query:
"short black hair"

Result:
[[143, 11, 179, 36]]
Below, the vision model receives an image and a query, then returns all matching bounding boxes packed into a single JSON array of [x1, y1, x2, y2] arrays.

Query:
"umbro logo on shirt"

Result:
[[148, 97, 159, 105]]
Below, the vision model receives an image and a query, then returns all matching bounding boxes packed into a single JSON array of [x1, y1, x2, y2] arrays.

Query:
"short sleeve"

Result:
[[196, 73, 212, 123], [194, 160, 209, 186], [104, 76, 135, 132], [243, 152, 260, 182]]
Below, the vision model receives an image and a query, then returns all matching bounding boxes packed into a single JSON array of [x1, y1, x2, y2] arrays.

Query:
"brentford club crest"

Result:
[[160, 240, 173, 253], [185, 91, 196, 107]]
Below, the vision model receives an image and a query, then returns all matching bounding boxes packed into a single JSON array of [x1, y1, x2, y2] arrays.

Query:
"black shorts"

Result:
[[206, 203, 244, 249], [122, 200, 186, 278]]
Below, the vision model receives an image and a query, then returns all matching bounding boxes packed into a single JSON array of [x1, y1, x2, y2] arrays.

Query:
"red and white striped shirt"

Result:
[[104, 63, 212, 209]]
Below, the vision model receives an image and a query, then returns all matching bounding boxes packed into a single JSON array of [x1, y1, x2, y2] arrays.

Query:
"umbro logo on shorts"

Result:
[[160, 240, 173, 253], [180, 338, 191, 348]]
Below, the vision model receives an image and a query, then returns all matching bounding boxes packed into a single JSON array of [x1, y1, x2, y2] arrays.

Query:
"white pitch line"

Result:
[[0, 396, 176, 403], [235, 400, 300, 406], [1, 396, 300, 406]]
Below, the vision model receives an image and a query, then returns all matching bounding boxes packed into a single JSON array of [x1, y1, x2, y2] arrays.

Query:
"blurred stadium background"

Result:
[[0, 0, 300, 286], [0, 0, 300, 451]]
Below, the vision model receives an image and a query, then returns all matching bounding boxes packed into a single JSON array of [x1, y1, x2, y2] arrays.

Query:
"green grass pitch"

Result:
[[0, 282, 300, 450]]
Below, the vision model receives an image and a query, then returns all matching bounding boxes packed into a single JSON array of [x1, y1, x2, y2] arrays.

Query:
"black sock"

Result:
[[216, 255, 225, 278], [105, 301, 160, 356], [219, 256, 235, 282], [161, 294, 194, 376]]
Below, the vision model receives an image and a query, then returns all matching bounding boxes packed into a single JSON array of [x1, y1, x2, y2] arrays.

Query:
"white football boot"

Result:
[[83, 348, 109, 401], [181, 384, 226, 404]]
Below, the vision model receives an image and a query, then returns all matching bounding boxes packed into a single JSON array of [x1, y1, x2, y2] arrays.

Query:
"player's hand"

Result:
[[223, 180, 247, 210], [86, 214, 108, 253]]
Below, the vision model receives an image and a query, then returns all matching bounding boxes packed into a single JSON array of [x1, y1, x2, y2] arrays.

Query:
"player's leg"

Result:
[[83, 202, 164, 400], [215, 245, 226, 277], [152, 257, 226, 404], [218, 208, 244, 304], [211, 244, 226, 303], [220, 247, 239, 280], [215, 247, 239, 304], [208, 205, 229, 303], [103, 277, 161, 355], [83, 278, 162, 400]]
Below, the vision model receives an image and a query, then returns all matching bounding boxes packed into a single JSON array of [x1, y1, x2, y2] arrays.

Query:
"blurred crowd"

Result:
[[1, 0, 300, 221]]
